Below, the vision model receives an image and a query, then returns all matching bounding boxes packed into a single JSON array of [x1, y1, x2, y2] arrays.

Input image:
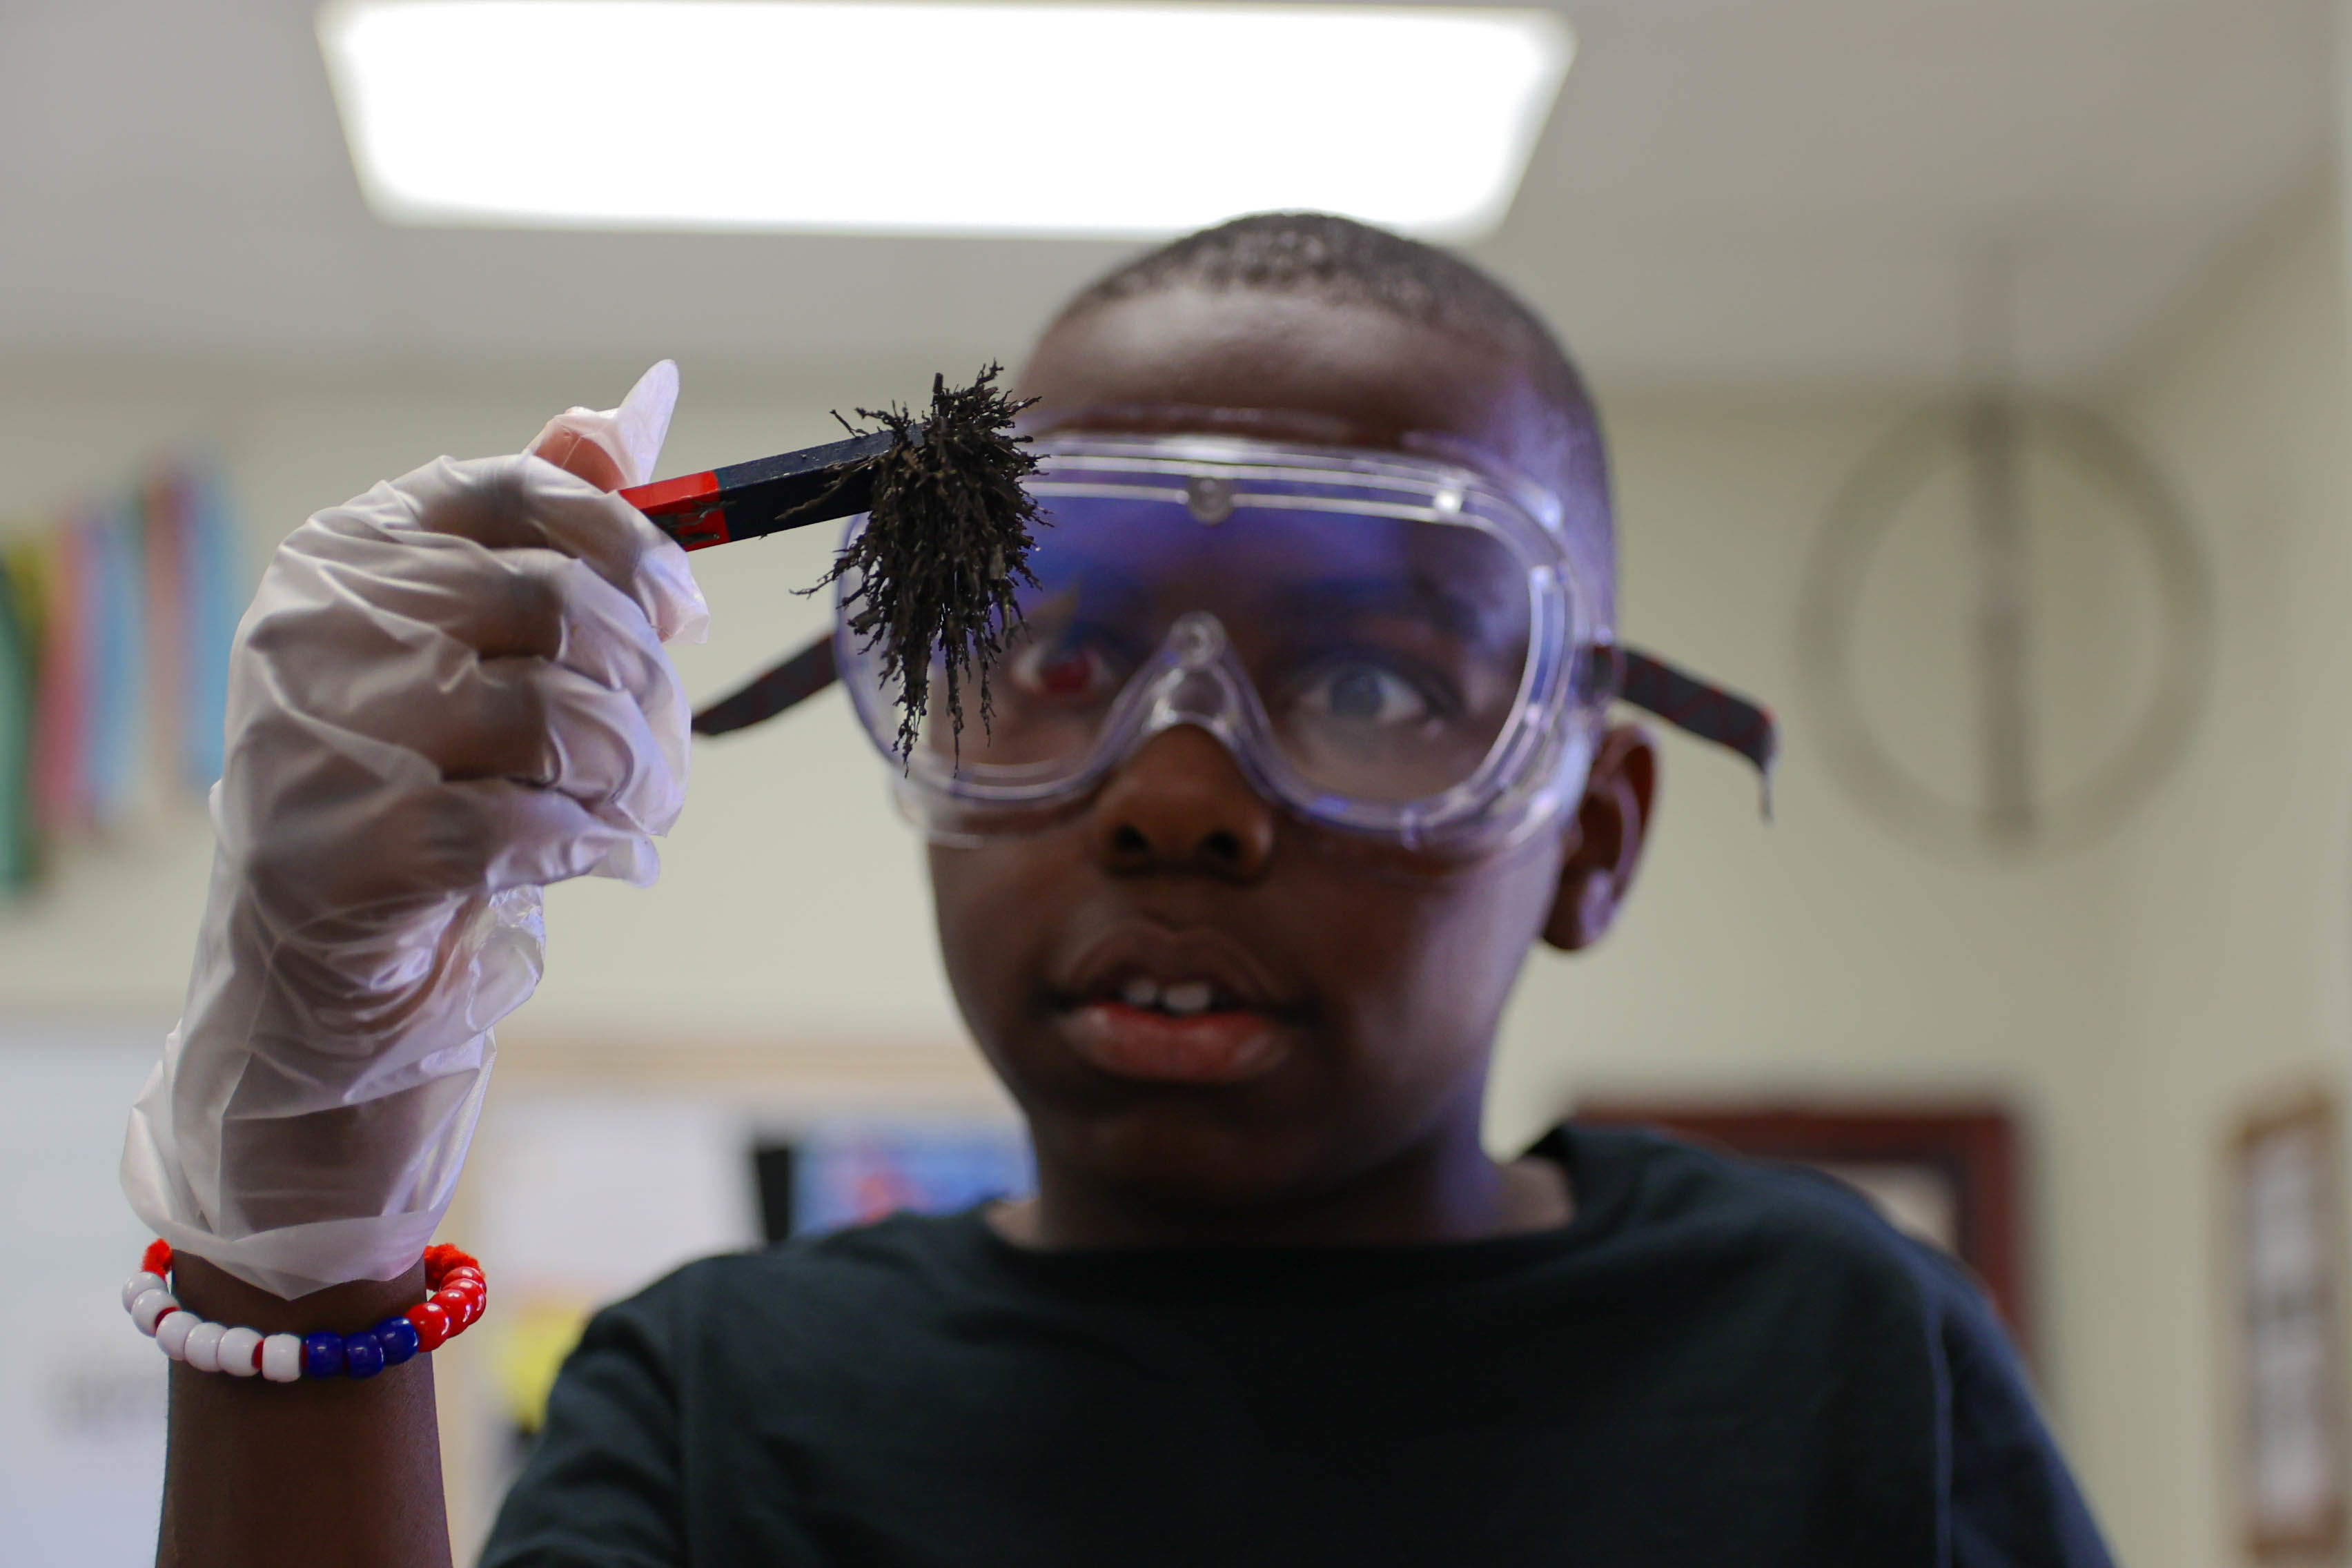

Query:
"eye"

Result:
[[1009, 633, 1121, 702], [1295, 660, 1434, 727]]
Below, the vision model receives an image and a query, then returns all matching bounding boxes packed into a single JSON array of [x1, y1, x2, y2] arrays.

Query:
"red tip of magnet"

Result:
[[667, 507, 733, 551], [620, 471, 721, 517]]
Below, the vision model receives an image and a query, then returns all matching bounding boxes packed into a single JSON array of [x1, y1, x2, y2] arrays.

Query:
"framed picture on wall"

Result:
[[1571, 1101, 2029, 1353], [2231, 1092, 2345, 1560]]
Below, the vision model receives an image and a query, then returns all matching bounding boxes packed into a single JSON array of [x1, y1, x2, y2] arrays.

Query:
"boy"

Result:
[[130, 215, 2110, 1565]]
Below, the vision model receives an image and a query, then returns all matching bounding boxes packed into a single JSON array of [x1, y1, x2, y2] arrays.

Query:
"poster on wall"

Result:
[[767, 1122, 1035, 1239], [2232, 1093, 2345, 1560]]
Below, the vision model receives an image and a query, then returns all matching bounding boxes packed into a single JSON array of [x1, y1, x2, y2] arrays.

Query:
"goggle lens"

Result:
[[901, 492, 1536, 806]]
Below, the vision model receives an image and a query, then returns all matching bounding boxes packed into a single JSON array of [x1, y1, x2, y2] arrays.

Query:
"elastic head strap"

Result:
[[694, 631, 1778, 816], [1600, 643, 1778, 816], [690, 635, 837, 737]]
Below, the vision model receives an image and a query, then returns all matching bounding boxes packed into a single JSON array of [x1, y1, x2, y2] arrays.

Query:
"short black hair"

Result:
[[1058, 212, 1614, 618]]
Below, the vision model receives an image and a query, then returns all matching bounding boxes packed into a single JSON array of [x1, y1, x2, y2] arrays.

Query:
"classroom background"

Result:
[[4, 2, 2350, 1562]]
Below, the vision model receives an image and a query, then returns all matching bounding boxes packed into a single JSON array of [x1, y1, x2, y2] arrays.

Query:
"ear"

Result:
[[1541, 724, 1660, 952]]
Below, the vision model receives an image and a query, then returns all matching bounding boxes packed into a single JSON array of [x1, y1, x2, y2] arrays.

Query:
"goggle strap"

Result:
[[690, 634, 838, 736], [692, 631, 1781, 818], [1607, 645, 1780, 819]]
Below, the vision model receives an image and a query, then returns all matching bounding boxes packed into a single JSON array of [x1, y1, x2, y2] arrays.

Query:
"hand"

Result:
[[124, 363, 707, 1300]]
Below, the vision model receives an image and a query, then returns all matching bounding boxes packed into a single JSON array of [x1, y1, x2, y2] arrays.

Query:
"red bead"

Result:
[[406, 1301, 451, 1351], [141, 1240, 173, 1277], [442, 1268, 485, 1292], [422, 1244, 470, 1284]]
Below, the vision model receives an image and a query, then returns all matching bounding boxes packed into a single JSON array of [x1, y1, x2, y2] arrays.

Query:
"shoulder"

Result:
[[1556, 1126, 2114, 1562], [1559, 1121, 1988, 1337]]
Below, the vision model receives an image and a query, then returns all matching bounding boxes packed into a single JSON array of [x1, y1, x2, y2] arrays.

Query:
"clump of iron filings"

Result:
[[807, 365, 1044, 761]]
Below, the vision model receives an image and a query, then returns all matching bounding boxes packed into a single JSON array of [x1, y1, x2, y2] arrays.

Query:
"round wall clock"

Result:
[[1796, 396, 2213, 860]]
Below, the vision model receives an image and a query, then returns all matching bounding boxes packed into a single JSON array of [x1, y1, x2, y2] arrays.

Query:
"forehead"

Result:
[[1017, 285, 1560, 476]]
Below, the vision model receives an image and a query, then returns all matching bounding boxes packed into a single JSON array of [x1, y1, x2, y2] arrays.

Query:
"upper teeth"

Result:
[[1119, 977, 1219, 1015], [1163, 981, 1214, 1015]]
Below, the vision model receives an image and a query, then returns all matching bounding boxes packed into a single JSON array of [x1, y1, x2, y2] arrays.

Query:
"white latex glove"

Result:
[[123, 362, 707, 1299]]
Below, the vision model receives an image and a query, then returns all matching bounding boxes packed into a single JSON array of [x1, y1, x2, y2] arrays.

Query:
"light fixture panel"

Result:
[[317, 1, 1572, 239]]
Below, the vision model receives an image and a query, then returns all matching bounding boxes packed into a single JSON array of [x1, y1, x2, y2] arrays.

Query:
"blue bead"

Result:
[[302, 1332, 345, 1379], [374, 1315, 421, 1366], [343, 1331, 386, 1380]]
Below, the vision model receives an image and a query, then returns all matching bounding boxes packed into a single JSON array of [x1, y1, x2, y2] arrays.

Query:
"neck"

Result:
[[997, 1098, 1570, 1251]]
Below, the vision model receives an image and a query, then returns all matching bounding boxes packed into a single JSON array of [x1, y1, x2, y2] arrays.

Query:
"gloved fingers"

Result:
[[485, 657, 686, 836], [373, 656, 684, 836], [373, 452, 709, 647], [302, 538, 686, 721], [233, 760, 660, 919], [458, 780, 662, 890], [527, 360, 679, 491], [491, 552, 692, 741]]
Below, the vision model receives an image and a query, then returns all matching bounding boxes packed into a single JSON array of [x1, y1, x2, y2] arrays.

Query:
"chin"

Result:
[[1057, 1101, 1349, 1215]]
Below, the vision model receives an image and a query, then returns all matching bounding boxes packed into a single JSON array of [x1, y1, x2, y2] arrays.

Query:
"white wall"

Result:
[[2073, 184, 2352, 1566], [3, 185, 2346, 1560]]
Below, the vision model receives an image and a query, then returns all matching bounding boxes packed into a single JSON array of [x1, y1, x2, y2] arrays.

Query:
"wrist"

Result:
[[171, 1253, 425, 1338], [139, 1244, 485, 1382]]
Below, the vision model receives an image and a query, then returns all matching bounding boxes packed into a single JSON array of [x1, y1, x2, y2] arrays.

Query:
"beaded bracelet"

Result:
[[122, 1240, 488, 1382]]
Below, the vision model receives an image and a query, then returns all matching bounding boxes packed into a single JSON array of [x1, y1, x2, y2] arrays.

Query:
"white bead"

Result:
[[122, 1271, 166, 1313], [217, 1325, 263, 1377], [260, 1333, 304, 1383], [130, 1288, 178, 1335], [183, 1319, 226, 1373], [155, 1310, 197, 1360]]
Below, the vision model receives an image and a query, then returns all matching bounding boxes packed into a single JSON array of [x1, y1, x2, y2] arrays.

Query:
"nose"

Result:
[[1092, 725, 1277, 883]]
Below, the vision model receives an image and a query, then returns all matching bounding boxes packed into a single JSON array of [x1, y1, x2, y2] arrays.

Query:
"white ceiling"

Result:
[[0, 0, 2335, 389]]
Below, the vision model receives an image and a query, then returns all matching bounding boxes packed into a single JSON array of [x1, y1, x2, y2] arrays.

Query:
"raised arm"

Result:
[[130, 367, 703, 1567]]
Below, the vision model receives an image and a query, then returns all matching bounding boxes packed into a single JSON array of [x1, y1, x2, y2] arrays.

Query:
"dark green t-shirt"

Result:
[[483, 1124, 2110, 1566]]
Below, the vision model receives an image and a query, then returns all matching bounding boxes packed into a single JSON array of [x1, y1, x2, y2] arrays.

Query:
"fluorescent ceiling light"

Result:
[[317, 1, 1571, 239]]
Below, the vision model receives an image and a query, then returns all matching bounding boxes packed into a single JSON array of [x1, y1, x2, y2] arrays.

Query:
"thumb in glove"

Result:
[[528, 360, 680, 491]]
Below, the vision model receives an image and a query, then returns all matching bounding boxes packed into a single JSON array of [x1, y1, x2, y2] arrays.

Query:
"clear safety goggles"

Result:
[[692, 434, 1778, 855]]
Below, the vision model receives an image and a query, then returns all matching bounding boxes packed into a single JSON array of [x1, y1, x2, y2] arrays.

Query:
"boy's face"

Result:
[[929, 286, 1656, 1219]]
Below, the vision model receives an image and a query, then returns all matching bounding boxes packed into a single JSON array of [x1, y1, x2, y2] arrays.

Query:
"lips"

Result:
[[1054, 923, 1299, 1085]]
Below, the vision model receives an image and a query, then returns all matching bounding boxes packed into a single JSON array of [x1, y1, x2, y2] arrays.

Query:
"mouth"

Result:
[[1054, 926, 1299, 1086]]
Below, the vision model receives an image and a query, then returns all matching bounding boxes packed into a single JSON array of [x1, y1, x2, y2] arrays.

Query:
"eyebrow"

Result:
[[1021, 559, 1156, 628], [1271, 576, 1518, 645]]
